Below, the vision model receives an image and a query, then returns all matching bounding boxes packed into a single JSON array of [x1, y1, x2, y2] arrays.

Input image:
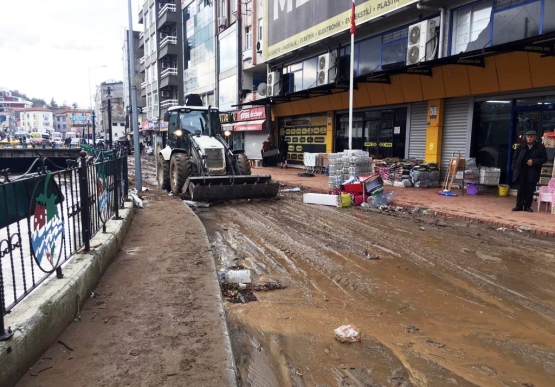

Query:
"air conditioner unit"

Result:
[[256, 41, 262, 53], [161, 91, 171, 97], [161, 62, 170, 69], [317, 51, 337, 85], [160, 32, 168, 39], [267, 71, 281, 97], [406, 20, 437, 65], [218, 16, 227, 28]]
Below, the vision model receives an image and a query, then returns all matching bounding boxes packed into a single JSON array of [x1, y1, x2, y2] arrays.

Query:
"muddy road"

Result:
[[196, 193, 555, 387], [137, 154, 555, 386]]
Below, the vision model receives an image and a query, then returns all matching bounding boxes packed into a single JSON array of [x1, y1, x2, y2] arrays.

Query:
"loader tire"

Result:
[[237, 153, 252, 175], [157, 156, 170, 191], [170, 153, 194, 194]]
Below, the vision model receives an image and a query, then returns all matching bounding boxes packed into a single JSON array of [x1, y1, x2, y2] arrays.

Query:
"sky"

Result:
[[0, 0, 141, 110]]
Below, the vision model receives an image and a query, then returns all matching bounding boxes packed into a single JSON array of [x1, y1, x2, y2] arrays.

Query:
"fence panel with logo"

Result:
[[0, 150, 128, 340]]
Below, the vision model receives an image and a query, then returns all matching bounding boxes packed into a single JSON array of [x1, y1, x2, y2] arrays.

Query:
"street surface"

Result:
[[16, 155, 555, 387], [199, 191, 555, 387]]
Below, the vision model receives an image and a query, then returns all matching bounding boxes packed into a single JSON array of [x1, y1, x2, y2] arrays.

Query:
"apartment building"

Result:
[[19, 107, 53, 132], [138, 0, 184, 136], [123, 29, 146, 132], [94, 81, 126, 143], [53, 108, 91, 138]]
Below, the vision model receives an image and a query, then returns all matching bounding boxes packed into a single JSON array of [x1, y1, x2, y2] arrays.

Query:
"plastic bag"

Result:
[[334, 324, 361, 343]]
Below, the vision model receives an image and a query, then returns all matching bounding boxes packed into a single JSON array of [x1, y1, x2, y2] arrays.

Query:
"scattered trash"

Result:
[[281, 187, 301, 192], [168, 192, 174, 196], [238, 283, 247, 290], [222, 269, 252, 283], [426, 339, 446, 348], [303, 193, 339, 207], [141, 187, 150, 191], [128, 189, 144, 208], [406, 325, 420, 334], [516, 226, 532, 232], [496, 227, 507, 232], [419, 226, 425, 231], [183, 200, 197, 207], [297, 172, 315, 177], [334, 324, 361, 343]]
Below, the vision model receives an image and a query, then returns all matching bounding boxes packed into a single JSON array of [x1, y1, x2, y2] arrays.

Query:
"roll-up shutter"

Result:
[[243, 132, 269, 160], [408, 102, 428, 161], [441, 98, 470, 175]]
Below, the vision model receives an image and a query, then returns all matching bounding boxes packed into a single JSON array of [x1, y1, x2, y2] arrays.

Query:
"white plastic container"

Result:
[[225, 269, 252, 284]]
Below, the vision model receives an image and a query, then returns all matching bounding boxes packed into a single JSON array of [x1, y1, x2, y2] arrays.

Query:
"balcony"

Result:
[[141, 81, 147, 89], [160, 68, 178, 78], [140, 56, 146, 65], [159, 35, 177, 49], [160, 99, 179, 109], [158, 3, 178, 27]]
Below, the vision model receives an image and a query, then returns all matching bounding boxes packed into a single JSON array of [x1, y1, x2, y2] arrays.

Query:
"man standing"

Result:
[[511, 130, 547, 212], [278, 135, 288, 168], [261, 135, 271, 167]]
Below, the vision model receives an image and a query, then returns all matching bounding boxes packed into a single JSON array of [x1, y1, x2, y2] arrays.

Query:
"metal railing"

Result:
[[160, 67, 178, 78], [158, 3, 176, 17], [139, 56, 146, 65], [0, 149, 128, 340], [160, 99, 179, 109], [160, 36, 177, 48]]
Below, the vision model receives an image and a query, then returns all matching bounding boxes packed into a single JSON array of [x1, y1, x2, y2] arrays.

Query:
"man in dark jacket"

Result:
[[511, 130, 548, 212], [278, 135, 288, 168]]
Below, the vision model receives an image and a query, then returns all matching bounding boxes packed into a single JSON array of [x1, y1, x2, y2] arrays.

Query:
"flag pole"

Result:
[[348, 0, 355, 150]]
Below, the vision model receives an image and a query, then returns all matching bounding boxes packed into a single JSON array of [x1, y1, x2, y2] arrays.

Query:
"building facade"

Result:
[[19, 107, 54, 132], [53, 108, 92, 138], [138, 0, 184, 143], [123, 29, 146, 134], [95, 82, 126, 143], [0, 89, 32, 111], [250, 0, 555, 186]]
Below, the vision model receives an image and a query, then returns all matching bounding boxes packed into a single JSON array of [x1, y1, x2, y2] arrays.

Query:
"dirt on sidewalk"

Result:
[[17, 180, 233, 387]]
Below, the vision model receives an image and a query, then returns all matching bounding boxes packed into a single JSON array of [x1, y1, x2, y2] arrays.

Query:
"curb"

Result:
[[0, 203, 135, 387], [275, 179, 554, 238]]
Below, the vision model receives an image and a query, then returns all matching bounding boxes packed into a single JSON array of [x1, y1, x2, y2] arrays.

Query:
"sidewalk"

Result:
[[259, 165, 555, 237], [16, 189, 236, 387]]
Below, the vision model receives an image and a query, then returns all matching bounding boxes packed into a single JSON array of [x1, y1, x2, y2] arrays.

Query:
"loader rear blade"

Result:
[[186, 175, 279, 202]]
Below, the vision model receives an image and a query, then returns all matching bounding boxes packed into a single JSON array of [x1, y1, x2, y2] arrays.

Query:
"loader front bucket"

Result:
[[185, 175, 279, 202]]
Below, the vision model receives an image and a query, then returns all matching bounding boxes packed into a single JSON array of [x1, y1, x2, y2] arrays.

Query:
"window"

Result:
[[221, 0, 227, 18], [153, 91, 159, 113], [150, 33, 156, 54], [381, 28, 408, 70], [245, 26, 252, 50], [358, 36, 381, 74], [258, 18, 263, 42], [451, 0, 552, 55], [231, 0, 236, 15]]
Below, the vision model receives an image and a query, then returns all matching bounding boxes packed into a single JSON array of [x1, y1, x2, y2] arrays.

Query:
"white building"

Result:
[[19, 108, 54, 132]]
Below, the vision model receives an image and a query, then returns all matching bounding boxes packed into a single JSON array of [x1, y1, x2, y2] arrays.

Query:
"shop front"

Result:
[[278, 114, 331, 164], [335, 107, 407, 159], [472, 93, 555, 184], [221, 107, 268, 161]]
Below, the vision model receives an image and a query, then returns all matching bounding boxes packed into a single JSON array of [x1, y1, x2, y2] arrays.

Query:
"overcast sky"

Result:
[[0, 0, 141, 110]]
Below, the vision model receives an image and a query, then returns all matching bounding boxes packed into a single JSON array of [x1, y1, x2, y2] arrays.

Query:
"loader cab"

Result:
[[165, 107, 221, 148]]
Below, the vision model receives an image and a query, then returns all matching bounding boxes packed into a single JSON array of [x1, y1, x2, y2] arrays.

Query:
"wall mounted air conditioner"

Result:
[[406, 20, 437, 65], [161, 91, 170, 97], [267, 71, 281, 97], [161, 62, 170, 69], [256, 41, 262, 53], [160, 32, 168, 39], [317, 51, 337, 85], [218, 16, 227, 28]]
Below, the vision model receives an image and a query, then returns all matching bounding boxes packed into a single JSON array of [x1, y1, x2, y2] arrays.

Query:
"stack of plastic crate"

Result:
[[327, 151, 372, 190]]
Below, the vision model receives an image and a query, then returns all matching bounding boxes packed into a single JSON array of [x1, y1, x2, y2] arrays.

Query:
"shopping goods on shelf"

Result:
[[328, 150, 372, 190], [479, 167, 501, 186]]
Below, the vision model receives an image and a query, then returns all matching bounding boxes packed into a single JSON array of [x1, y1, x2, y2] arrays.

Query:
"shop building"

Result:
[[247, 0, 555, 185]]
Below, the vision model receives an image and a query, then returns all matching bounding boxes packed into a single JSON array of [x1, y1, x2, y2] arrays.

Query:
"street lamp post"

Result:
[[92, 111, 96, 147], [106, 87, 113, 149]]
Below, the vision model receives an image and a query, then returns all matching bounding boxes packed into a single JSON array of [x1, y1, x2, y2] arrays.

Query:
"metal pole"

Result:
[[128, 0, 142, 191], [92, 111, 96, 147], [107, 87, 113, 149], [78, 151, 91, 252]]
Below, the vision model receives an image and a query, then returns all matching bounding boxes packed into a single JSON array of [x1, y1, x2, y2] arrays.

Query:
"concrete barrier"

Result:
[[0, 202, 135, 387]]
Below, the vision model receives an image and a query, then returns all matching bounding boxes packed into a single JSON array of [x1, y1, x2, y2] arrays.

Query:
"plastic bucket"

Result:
[[466, 183, 479, 195], [498, 184, 509, 196]]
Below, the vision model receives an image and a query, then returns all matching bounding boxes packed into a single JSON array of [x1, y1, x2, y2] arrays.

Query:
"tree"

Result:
[[49, 98, 59, 110], [72, 102, 78, 109]]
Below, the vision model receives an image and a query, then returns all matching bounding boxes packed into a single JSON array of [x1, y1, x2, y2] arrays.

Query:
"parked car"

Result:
[[51, 138, 64, 147], [70, 138, 81, 147]]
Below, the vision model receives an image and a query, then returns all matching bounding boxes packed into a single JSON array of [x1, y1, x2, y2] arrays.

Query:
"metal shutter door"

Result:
[[408, 102, 428, 161], [441, 98, 470, 175], [244, 132, 268, 160]]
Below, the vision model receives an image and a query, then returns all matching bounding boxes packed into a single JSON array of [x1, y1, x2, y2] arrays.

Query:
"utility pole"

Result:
[[92, 111, 96, 147], [128, 0, 142, 190]]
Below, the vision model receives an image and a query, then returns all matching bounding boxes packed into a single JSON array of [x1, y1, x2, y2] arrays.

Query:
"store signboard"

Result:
[[263, 0, 418, 61], [237, 107, 266, 121]]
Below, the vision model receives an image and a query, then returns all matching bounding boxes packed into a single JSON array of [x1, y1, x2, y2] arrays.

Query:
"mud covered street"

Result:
[[198, 193, 555, 387]]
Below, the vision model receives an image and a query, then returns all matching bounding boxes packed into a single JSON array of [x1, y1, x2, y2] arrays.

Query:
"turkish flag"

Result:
[[350, 0, 356, 35]]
